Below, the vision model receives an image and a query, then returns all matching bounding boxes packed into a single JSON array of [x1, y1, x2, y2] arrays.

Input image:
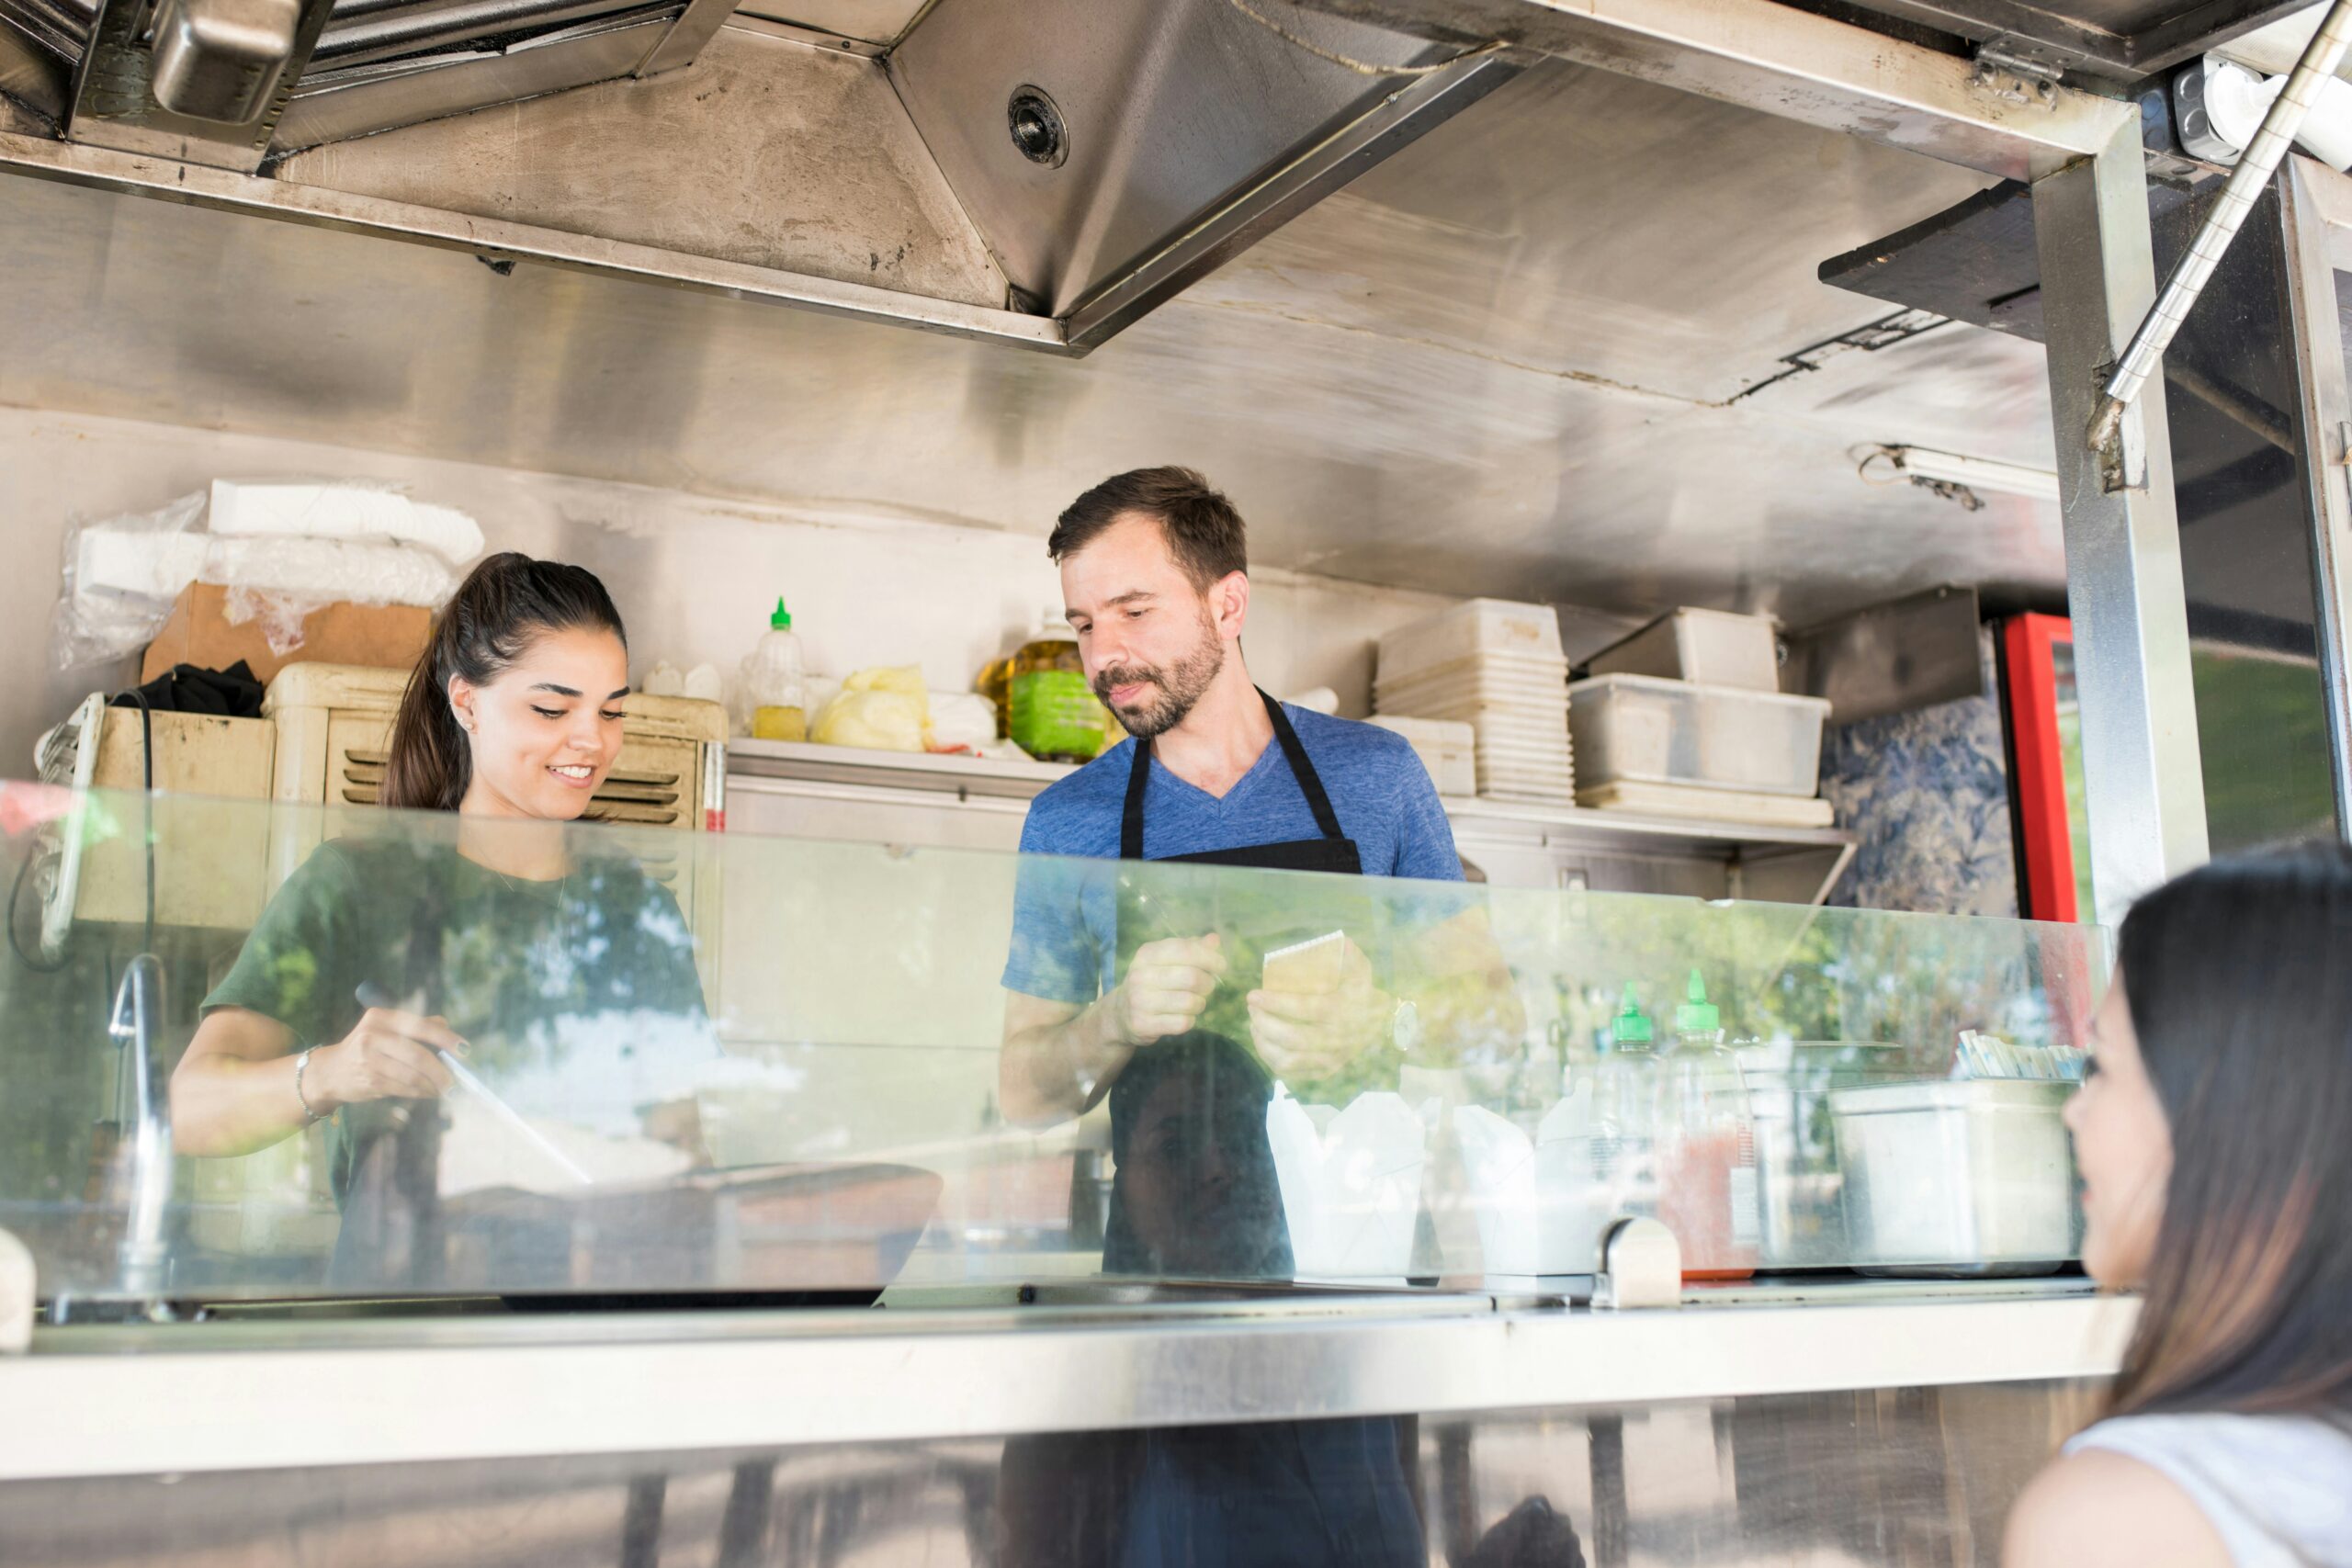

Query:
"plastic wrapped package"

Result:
[[925, 691, 998, 754], [53, 489, 464, 670], [810, 666, 929, 751], [206, 479, 485, 566], [51, 493, 209, 670]]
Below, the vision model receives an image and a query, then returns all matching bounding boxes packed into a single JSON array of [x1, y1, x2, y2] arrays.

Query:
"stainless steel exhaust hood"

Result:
[[0, 0, 1521, 352]]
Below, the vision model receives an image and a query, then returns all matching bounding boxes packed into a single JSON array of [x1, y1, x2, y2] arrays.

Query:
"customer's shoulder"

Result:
[[2004, 1443, 2230, 1568]]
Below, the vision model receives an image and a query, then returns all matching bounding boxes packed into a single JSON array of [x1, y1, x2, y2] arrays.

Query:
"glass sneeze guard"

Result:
[[0, 782, 2109, 1308]]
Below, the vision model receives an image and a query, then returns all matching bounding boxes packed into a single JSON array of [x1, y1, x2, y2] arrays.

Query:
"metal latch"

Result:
[[1590, 1216, 1682, 1310]]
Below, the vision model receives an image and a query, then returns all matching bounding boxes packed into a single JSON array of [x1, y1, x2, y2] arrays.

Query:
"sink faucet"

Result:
[[107, 953, 175, 1316]]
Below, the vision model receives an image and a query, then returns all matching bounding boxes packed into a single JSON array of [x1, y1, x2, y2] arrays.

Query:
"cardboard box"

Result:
[[140, 582, 433, 685]]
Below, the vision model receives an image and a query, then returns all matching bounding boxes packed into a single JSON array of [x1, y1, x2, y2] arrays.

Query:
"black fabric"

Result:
[[111, 660, 266, 719], [1119, 689, 1363, 874]]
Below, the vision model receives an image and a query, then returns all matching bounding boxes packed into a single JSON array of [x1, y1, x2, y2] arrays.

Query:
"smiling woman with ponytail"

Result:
[[170, 552, 718, 1218], [382, 552, 630, 815]]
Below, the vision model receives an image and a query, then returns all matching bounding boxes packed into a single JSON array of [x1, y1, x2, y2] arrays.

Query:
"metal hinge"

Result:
[[1973, 39, 2065, 107]]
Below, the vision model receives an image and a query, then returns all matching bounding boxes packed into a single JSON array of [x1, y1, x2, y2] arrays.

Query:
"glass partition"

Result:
[[0, 782, 2107, 1307]]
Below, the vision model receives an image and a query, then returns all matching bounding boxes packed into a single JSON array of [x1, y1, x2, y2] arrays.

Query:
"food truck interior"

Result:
[[3, 0, 2349, 1561]]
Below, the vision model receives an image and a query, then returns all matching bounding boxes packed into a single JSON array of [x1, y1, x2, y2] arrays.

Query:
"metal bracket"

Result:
[[64, 0, 338, 171], [2092, 361, 2149, 493], [1972, 38, 2064, 107], [1590, 1216, 1681, 1310]]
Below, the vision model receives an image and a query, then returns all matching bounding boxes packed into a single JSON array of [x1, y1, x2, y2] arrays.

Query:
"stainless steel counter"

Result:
[[0, 1281, 2133, 1483]]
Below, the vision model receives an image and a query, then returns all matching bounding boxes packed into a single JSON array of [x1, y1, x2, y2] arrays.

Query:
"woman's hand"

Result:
[[306, 1008, 463, 1111]]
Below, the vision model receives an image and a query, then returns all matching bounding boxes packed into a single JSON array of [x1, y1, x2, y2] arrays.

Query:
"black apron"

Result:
[[1099, 690, 1424, 1568], [1120, 688, 1363, 874]]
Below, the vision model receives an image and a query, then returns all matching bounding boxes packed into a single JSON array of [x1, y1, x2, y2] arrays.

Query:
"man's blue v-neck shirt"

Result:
[[1001, 704, 1464, 1004]]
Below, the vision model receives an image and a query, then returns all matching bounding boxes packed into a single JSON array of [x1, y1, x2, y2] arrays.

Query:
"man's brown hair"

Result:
[[1047, 467, 1248, 591]]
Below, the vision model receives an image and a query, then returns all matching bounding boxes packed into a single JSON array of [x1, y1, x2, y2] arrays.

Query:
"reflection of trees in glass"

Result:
[[2052, 646, 2098, 919], [2190, 649, 2337, 854]]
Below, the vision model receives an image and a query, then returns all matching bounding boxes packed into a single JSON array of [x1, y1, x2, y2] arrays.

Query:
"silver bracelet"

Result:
[[292, 1047, 324, 1124]]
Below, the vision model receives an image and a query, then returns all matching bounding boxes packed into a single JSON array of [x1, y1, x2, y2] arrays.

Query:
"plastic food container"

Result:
[[1828, 1079, 2079, 1277], [1377, 599, 1564, 684], [1567, 674, 1829, 796], [1589, 608, 1780, 692]]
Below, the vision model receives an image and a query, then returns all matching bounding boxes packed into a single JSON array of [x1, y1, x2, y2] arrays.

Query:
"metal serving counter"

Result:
[[1, 787, 2120, 1564], [0, 1282, 2129, 1567], [4, 1281, 2129, 1480]]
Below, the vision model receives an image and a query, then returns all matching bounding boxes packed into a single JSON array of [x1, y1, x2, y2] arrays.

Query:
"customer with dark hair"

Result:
[[172, 554, 716, 1243], [2005, 842, 2352, 1567]]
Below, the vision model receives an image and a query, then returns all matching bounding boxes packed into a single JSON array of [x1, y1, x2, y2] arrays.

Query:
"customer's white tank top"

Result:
[[2066, 1413, 2352, 1567]]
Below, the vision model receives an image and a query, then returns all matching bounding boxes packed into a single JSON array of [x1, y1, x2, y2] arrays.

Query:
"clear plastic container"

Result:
[[1589, 608, 1780, 692], [1567, 674, 1829, 797], [741, 597, 807, 742], [1376, 599, 1564, 684]]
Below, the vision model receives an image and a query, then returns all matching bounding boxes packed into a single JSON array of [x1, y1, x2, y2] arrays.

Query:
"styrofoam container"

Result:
[[1377, 599, 1563, 683], [1588, 607, 1781, 692], [1377, 657, 1565, 703], [1567, 674, 1828, 797]]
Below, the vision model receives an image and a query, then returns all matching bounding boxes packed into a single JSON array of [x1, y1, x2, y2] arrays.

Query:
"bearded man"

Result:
[[996, 466, 1468, 1131]]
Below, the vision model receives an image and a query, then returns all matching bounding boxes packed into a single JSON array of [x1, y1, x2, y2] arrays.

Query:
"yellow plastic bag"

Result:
[[811, 666, 929, 751]]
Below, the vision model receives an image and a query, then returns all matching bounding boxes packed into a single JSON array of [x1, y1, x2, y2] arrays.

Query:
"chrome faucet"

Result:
[[107, 953, 175, 1315]]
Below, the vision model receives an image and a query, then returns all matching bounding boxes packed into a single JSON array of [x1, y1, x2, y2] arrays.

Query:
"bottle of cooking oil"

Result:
[[1008, 607, 1110, 763], [742, 597, 807, 742]]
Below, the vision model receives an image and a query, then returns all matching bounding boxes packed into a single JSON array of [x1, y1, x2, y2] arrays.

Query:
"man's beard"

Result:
[[1093, 611, 1227, 739]]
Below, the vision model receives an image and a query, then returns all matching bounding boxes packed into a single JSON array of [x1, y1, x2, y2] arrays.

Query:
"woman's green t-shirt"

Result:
[[201, 836, 718, 1206]]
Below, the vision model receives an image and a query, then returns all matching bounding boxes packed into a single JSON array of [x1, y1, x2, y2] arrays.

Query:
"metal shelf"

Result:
[[724, 740, 1857, 904]]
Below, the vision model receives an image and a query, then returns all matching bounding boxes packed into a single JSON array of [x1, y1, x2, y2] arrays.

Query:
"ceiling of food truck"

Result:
[[0, 54, 2062, 627]]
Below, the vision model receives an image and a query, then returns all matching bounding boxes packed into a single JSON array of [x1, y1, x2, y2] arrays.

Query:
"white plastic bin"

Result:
[[1377, 599, 1563, 684], [1567, 674, 1828, 796], [1589, 608, 1780, 692]]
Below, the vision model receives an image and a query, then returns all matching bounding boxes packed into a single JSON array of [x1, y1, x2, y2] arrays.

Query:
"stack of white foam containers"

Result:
[[1374, 599, 1573, 803]]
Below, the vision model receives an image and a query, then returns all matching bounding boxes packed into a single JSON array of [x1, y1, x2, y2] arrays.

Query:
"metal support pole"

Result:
[[2278, 155, 2352, 838], [2032, 122, 2211, 922]]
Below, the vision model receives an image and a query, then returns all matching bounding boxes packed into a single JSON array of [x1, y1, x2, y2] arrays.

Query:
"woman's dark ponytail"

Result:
[[381, 553, 628, 812]]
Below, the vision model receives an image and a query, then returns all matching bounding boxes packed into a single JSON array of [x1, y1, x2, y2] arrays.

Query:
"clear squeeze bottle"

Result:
[[1657, 969, 1759, 1281], [1592, 984, 1661, 1228], [744, 597, 808, 742]]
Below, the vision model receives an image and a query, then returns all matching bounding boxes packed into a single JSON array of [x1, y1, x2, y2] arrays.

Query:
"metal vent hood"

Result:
[[0, 0, 1521, 352]]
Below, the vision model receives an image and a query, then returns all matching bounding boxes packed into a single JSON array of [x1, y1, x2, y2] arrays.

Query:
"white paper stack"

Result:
[[1374, 599, 1573, 803]]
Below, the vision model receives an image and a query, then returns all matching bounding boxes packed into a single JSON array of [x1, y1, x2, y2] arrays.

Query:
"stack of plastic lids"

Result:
[[1374, 599, 1573, 803]]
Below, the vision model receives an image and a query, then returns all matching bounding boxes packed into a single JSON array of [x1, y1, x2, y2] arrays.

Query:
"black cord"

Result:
[[115, 687, 157, 951]]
